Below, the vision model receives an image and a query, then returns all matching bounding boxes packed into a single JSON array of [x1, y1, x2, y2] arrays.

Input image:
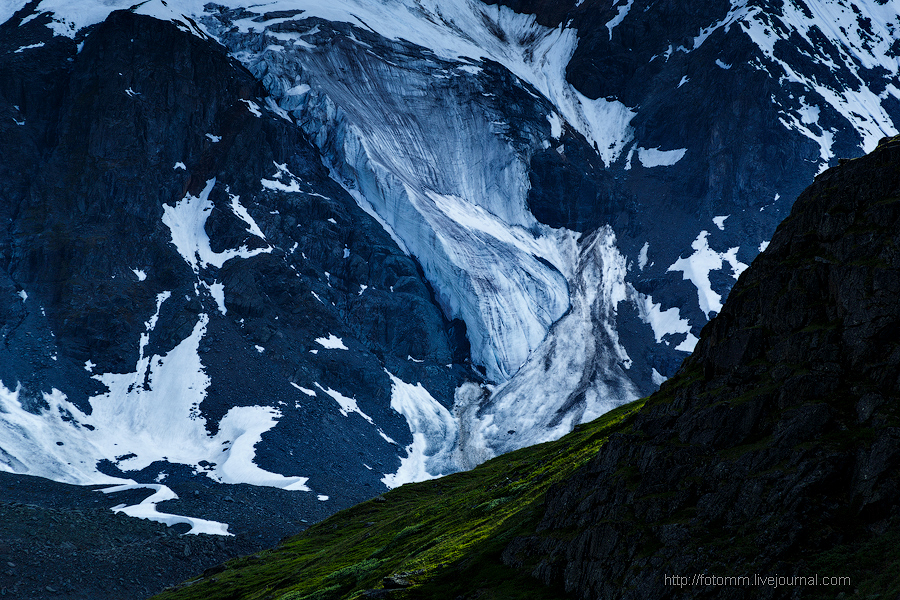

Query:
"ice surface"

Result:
[[11, 0, 644, 390], [713, 215, 729, 230], [131, 268, 147, 281], [453, 228, 640, 467], [381, 371, 457, 488]]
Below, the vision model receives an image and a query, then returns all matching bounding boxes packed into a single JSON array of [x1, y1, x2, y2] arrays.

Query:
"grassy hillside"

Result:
[[150, 398, 646, 600]]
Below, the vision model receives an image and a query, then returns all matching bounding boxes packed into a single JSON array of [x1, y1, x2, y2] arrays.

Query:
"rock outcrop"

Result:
[[504, 136, 900, 599]]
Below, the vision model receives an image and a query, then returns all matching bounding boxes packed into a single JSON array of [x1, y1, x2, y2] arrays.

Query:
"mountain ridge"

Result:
[[505, 134, 900, 598]]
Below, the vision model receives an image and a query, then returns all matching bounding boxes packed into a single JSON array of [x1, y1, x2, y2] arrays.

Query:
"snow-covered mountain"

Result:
[[1, 0, 899, 538]]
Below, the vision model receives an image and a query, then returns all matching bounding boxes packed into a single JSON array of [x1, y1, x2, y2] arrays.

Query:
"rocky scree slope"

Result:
[[504, 135, 900, 598]]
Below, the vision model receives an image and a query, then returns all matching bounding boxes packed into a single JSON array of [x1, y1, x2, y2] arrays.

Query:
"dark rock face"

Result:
[[0, 7, 464, 511], [504, 137, 900, 598], [483, 0, 900, 339]]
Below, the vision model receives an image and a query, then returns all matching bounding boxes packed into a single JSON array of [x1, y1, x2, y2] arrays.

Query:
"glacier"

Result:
[[3, 0, 900, 506]]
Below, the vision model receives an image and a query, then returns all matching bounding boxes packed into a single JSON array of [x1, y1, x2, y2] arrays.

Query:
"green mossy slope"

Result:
[[151, 398, 646, 600]]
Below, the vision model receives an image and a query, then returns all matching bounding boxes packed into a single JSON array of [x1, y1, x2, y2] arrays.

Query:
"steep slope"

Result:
[[148, 399, 645, 600], [4, 0, 900, 488], [506, 135, 900, 598], [0, 7, 463, 532], [3, 0, 900, 570], [151, 135, 900, 600], [149, 138, 900, 600]]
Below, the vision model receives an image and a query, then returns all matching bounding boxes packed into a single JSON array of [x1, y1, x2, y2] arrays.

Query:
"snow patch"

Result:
[[261, 162, 303, 193], [228, 193, 266, 239], [676, 333, 699, 353], [102, 484, 231, 535], [638, 241, 649, 271], [240, 99, 262, 117], [605, 0, 634, 40], [667, 231, 747, 318], [630, 290, 692, 344], [314, 383, 374, 424], [14, 41, 45, 53], [315, 334, 347, 350], [547, 112, 562, 139], [637, 146, 687, 168], [290, 382, 316, 396], [712, 215, 729, 230], [381, 371, 457, 488], [208, 281, 227, 315], [162, 178, 271, 273]]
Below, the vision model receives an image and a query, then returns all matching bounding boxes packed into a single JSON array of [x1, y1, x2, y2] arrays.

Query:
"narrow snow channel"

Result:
[[101, 484, 232, 535]]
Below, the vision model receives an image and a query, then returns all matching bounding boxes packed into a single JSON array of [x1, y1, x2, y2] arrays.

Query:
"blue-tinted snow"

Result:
[[381, 371, 457, 488], [0, 316, 311, 493], [315, 334, 348, 350], [637, 146, 687, 168], [667, 231, 748, 318], [606, 0, 635, 40], [162, 178, 271, 272]]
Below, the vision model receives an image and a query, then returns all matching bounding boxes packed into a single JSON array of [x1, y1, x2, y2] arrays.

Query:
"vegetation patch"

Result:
[[151, 398, 646, 600]]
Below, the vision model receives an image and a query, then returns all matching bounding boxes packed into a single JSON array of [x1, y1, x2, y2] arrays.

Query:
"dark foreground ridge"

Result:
[[149, 138, 900, 599], [505, 136, 900, 599]]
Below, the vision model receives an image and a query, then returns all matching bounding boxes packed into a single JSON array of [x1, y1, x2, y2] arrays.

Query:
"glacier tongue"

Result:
[[229, 19, 583, 382], [453, 227, 640, 468], [201, 3, 651, 469]]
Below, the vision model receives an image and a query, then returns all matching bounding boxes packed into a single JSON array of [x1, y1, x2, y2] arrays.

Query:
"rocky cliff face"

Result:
[[0, 7, 466, 531], [504, 136, 900, 598]]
